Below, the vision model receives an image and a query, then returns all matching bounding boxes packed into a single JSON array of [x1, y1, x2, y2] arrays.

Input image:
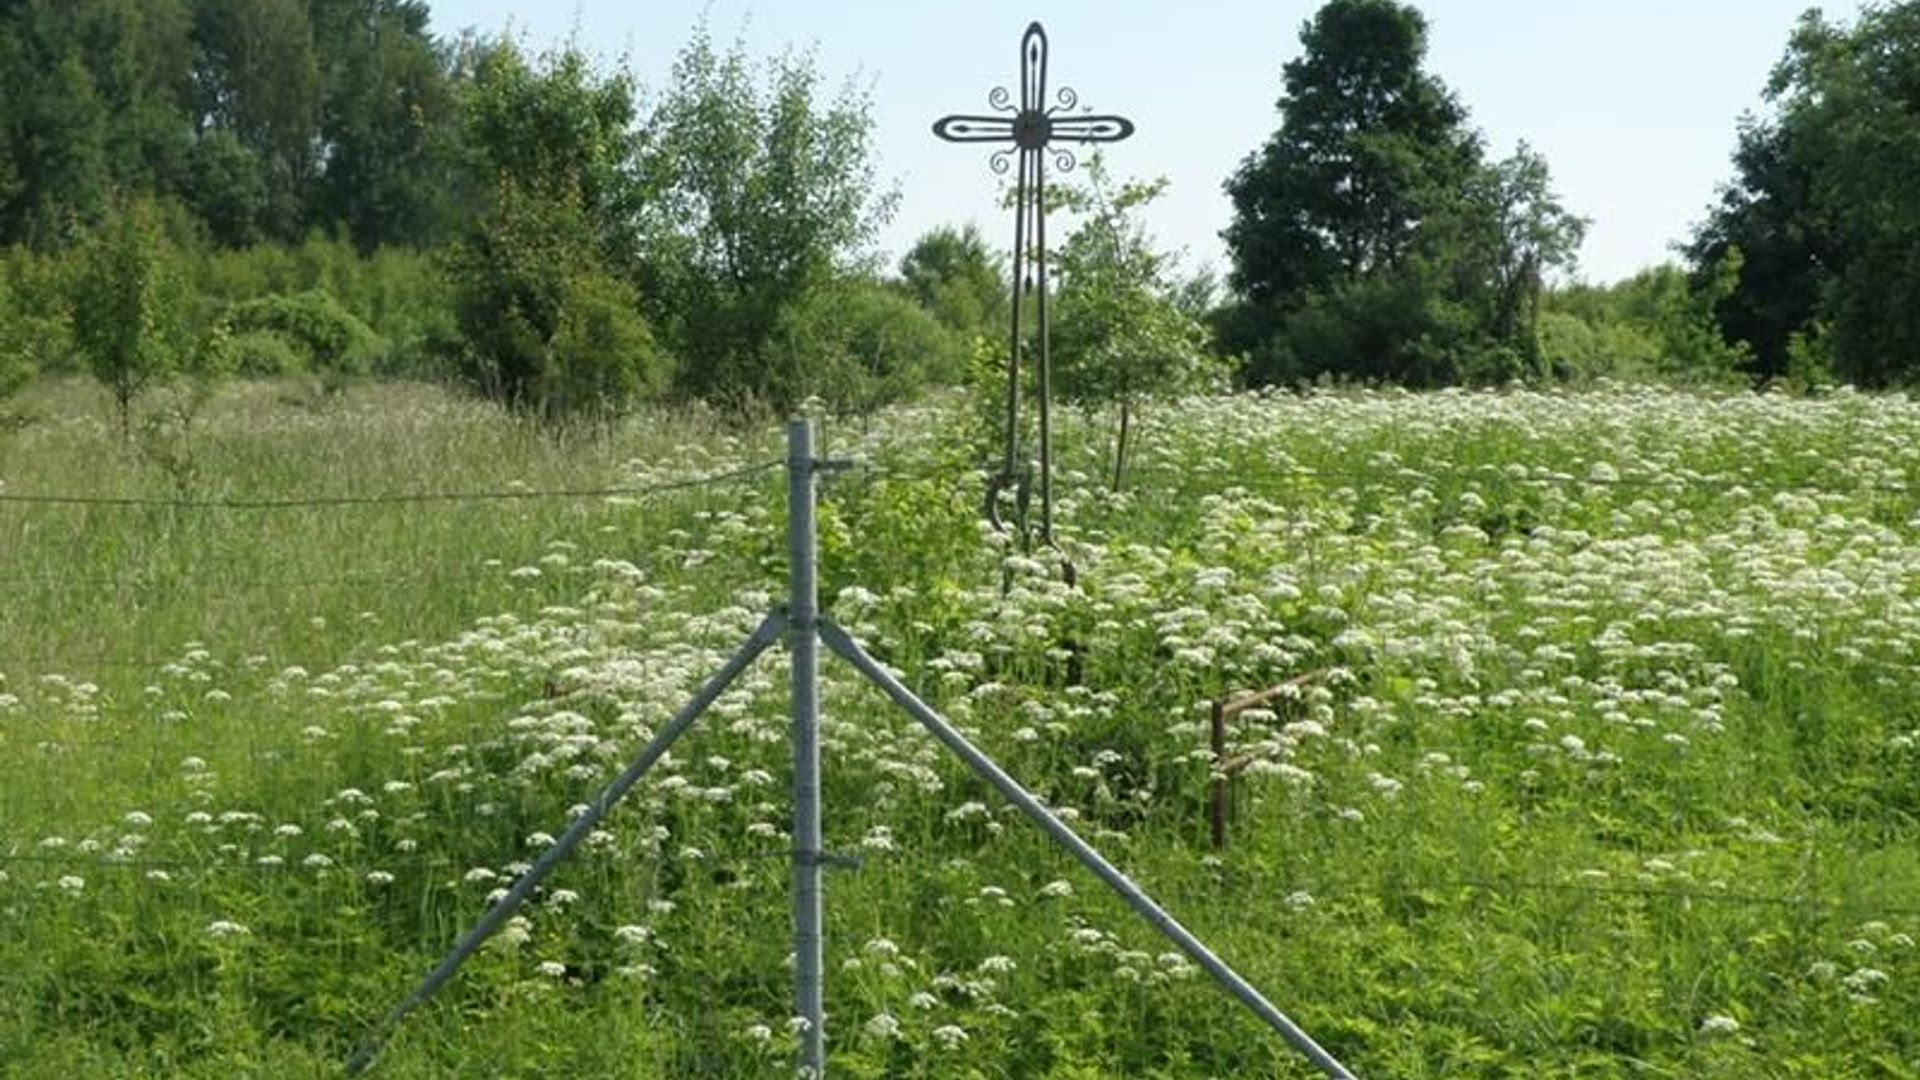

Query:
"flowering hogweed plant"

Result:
[[2, 384, 1919, 1075]]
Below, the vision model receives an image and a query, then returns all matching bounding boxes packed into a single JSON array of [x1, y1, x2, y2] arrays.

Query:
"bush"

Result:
[[0, 275, 30, 399], [1, 248, 76, 378], [223, 328, 308, 377], [536, 271, 671, 422], [225, 290, 383, 376], [449, 172, 670, 421], [774, 280, 970, 415]]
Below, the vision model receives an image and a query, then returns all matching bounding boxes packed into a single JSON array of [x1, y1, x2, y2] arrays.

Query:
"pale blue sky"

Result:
[[428, 1, 1867, 286]]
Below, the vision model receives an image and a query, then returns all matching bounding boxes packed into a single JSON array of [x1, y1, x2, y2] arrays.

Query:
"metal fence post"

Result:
[[788, 419, 827, 1077]]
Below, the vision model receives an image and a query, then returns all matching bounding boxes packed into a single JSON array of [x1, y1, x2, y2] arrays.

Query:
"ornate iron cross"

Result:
[[934, 22, 1134, 549]]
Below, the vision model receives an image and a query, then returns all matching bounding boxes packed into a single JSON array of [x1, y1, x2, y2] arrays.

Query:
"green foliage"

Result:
[[68, 198, 198, 430], [774, 277, 969, 416], [1053, 166, 1213, 404], [1050, 160, 1216, 487], [642, 24, 896, 409], [225, 290, 383, 376], [193, 236, 455, 378], [0, 272, 30, 399], [189, 0, 320, 242], [1541, 259, 1750, 385], [221, 327, 306, 377], [899, 224, 1006, 343], [1225, 0, 1479, 307], [448, 173, 667, 421], [0, 0, 453, 252], [1691, 3, 1920, 386], [442, 40, 668, 421], [1223, 0, 1584, 386], [308, 0, 462, 249], [458, 37, 644, 263]]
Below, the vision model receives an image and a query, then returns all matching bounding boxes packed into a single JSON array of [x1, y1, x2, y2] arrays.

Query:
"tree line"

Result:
[[4, 0, 1919, 428]]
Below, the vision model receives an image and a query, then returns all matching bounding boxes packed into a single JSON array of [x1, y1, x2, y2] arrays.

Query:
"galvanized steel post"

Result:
[[787, 419, 827, 1077]]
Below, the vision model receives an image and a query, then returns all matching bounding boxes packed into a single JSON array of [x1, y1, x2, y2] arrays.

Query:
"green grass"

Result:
[[3, 379, 1918, 1078]]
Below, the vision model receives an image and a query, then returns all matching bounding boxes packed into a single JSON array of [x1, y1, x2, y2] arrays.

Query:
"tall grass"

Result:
[[2, 380, 1917, 1078]]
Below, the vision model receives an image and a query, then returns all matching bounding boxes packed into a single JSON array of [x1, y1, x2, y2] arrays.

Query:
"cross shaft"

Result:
[[934, 22, 1134, 548]]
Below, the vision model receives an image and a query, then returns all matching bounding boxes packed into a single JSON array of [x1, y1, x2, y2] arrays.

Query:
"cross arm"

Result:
[[933, 115, 1019, 143], [1049, 115, 1136, 144]]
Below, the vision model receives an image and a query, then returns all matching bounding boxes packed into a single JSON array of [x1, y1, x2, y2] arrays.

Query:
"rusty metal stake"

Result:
[[1208, 672, 1327, 852]]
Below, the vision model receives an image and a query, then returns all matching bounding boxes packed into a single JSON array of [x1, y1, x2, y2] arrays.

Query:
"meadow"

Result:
[[2, 379, 1918, 1078]]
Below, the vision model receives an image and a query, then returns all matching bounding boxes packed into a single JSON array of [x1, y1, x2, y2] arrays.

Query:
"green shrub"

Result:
[[774, 279, 969, 416], [1, 248, 76, 377], [223, 328, 307, 377], [535, 270, 671, 422], [225, 290, 383, 376]]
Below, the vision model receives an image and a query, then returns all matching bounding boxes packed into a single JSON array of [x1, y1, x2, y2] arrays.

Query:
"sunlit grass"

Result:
[[2, 380, 1917, 1077]]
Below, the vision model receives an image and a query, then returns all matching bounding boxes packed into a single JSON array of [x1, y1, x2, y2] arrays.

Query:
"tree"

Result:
[[0, 272, 32, 400], [447, 173, 667, 421], [1477, 143, 1588, 364], [899, 224, 1005, 342], [1221, 0, 1581, 386], [309, 0, 459, 249], [69, 198, 197, 434], [641, 25, 896, 408], [0, 20, 111, 246], [1225, 0, 1479, 310], [1691, 4, 1920, 386], [457, 36, 642, 255], [1052, 160, 1214, 490], [0, 1, 199, 247], [189, 0, 321, 242], [447, 40, 665, 420]]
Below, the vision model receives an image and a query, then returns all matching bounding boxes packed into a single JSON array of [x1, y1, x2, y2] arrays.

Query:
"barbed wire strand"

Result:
[[0, 459, 782, 511]]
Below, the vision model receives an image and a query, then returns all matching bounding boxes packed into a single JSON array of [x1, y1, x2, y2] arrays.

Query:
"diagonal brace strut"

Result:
[[820, 618, 1358, 1080]]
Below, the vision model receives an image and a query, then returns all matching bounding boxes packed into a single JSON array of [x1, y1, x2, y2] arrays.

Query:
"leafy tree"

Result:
[[641, 25, 896, 408], [447, 172, 667, 421], [1225, 0, 1479, 311], [0, 29, 111, 246], [69, 198, 197, 434], [0, 1, 198, 247], [189, 0, 321, 241], [899, 224, 1005, 342], [182, 127, 271, 247], [1692, 4, 1920, 386], [458, 37, 644, 262], [309, 0, 459, 249], [1539, 259, 1748, 384], [1476, 143, 1588, 364], [1052, 161, 1213, 490], [0, 272, 31, 399], [447, 40, 664, 420], [1222, 0, 1581, 386]]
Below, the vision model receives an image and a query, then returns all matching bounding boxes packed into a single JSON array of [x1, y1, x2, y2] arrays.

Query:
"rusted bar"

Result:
[[1210, 698, 1229, 851], [1208, 671, 1327, 852]]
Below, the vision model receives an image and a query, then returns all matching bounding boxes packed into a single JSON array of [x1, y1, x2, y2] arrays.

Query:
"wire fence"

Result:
[[6, 451, 1918, 835], [834, 458, 1920, 500], [0, 460, 784, 511], [0, 459, 785, 673], [7, 847, 1916, 919]]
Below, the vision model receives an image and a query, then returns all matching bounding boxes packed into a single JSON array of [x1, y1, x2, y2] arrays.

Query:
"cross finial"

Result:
[[933, 23, 1135, 550]]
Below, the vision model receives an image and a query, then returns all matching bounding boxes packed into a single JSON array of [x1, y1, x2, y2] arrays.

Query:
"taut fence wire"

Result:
[[0, 459, 783, 510]]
